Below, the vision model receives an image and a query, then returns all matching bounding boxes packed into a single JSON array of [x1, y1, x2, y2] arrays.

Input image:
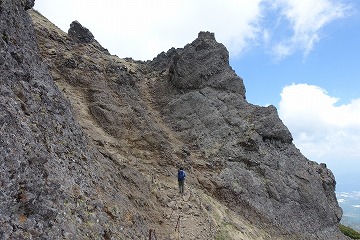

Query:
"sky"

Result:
[[33, 0, 360, 193]]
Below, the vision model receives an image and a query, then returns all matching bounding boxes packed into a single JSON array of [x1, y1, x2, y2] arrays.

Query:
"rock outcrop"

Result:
[[0, 1, 348, 239], [168, 31, 245, 95], [68, 20, 95, 43], [67, 20, 110, 54], [149, 31, 344, 239]]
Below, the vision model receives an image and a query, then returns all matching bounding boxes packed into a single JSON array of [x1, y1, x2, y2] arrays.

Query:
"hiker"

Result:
[[178, 167, 186, 193]]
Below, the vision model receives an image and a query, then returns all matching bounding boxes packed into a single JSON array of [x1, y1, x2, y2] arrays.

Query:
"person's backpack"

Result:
[[178, 170, 185, 181]]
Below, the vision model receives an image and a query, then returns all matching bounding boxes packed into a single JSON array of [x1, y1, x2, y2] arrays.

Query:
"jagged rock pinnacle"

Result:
[[68, 20, 95, 43], [197, 31, 216, 41], [24, 0, 35, 10], [168, 31, 246, 97]]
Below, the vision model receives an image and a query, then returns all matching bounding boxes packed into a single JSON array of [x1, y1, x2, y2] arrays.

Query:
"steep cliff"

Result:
[[0, 1, 348, 239], [0, 1, 150, 239]]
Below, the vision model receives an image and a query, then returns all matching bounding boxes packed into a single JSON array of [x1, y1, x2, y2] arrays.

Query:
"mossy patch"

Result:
[[340, 224, 360, 239]]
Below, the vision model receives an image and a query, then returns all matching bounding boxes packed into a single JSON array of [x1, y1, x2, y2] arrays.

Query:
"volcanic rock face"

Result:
[[0, 1, 147, 239], [0, 1, 348, 239]]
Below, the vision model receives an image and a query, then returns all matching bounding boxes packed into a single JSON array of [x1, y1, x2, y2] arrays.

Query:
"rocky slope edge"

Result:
[[0, 1, 347, 239]]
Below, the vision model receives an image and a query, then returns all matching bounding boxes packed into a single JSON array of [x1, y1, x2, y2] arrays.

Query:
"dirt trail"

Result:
[[150, 176, 217, 239], [149, 174, 270, 240]]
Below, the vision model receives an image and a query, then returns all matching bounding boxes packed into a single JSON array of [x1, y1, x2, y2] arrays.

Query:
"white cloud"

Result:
[[34, 0, 351, 61], [338, 192, 350, 198], [351, 192, 360, 199], [265, 0, 351, 60], [35, 0, 263, 60], [279, 84, 360, 164], [337, 192, 360, 200]]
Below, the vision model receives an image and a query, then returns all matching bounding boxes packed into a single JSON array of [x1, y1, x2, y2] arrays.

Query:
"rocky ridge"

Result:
[[0, 1, 348, 239]]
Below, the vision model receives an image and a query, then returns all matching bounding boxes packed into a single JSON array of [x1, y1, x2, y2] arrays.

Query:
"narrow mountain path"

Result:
[[150, 175, 218, 239], [149, 168, 274, 240]]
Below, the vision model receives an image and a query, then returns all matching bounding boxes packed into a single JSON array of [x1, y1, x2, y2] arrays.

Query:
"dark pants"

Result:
[[178, 180, 184, 193]]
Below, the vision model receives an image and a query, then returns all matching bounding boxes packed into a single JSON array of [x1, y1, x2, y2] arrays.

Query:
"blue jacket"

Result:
[[178, 170, 186, 181]]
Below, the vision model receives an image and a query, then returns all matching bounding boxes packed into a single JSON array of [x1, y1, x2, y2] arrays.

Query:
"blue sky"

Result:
[[34, 0, 359, 193]]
